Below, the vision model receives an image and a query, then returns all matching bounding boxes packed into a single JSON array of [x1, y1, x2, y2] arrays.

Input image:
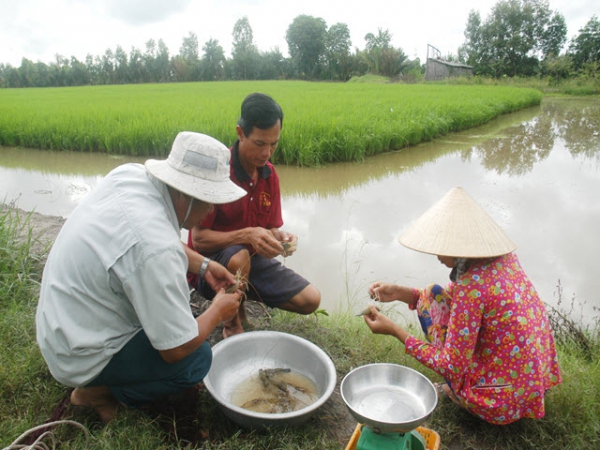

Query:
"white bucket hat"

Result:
[[145, 132, 247, 204], [398, 186, 516, 258]]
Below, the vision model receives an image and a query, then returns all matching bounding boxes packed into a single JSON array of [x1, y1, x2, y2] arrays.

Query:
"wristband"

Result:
[[198, 257, 210, 279]]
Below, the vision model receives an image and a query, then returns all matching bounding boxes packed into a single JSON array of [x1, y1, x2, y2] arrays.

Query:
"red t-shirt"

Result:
[[187, 141, 283, 286]]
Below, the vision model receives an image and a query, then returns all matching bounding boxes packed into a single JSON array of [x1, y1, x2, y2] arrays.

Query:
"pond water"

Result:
[[1, 97, 599, 324]]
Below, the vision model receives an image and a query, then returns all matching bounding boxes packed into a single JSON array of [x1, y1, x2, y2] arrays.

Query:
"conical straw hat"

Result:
[[398, 187, 516, 258]]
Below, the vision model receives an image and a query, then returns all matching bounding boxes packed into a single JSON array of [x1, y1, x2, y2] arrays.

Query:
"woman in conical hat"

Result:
[[363, 187, 562, 425]]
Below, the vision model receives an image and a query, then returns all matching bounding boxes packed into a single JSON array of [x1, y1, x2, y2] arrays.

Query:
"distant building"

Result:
[[424, 44, 473, 81]]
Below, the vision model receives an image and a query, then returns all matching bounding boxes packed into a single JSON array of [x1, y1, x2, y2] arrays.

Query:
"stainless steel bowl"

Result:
[[203, 330, 336, 429], [340, 363, 438, 433]]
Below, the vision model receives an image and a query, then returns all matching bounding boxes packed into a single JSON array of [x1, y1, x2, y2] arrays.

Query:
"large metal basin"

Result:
[[204, 330, 336, 429], [341, 363, 438, 433]]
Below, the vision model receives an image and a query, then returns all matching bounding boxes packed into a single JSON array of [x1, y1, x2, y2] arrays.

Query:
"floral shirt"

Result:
[[405, 253, 562, 425]]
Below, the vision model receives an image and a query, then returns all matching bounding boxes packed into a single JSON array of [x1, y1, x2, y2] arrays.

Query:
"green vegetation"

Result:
[[429, 74, 600, 96], [1, 208, 599, 449], [0, 81, 542, 166], [347, 74, 390, 84], [0, 208, 50, 446]]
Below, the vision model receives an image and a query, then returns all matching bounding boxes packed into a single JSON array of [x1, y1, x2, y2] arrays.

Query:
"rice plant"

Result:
[[0, 81, 542, 166]]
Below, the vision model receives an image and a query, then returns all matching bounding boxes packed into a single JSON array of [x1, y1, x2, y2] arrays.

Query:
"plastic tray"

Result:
[[345, 424, 440, 450]]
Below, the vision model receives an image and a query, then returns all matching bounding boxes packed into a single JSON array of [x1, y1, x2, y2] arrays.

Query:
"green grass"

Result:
[[347, 74, 391, 84], [2, 207, 598, 449], [431, 74, 600, 97], [0, 81, 542, 166], [0, 207, 38, 308], [0, 207, 54, 446]]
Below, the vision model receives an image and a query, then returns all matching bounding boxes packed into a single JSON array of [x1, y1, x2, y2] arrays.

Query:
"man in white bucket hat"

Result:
[[36, 132, 246, 422], [362, 187, 562, 425]]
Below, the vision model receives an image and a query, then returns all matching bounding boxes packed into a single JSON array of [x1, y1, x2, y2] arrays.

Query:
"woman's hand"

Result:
[[364, 305, 397, 335], [364, 305, 410, 344], [368, 282, 399, 303]]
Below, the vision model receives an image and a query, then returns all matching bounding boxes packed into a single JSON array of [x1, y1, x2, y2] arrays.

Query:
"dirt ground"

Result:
[[5, 206, 67, 264], [12, 207, 359, 448]]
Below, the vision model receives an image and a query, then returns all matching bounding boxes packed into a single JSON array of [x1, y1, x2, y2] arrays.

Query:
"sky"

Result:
[[0, 0, 598, 68]]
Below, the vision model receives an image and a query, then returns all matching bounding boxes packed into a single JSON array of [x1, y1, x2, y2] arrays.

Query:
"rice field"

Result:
[[0, 81, 542, 166]]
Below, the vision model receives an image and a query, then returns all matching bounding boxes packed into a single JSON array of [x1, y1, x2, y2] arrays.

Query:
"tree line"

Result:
[[0, 15, 420, 88], [1, 0, 598, 88], [460, 0, 599, 82]]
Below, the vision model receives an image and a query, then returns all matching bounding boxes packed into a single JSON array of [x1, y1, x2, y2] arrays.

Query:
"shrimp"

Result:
[[225, 267, 250, 323], [225, 267, 246, 294], [356, 302, 381, 317], [280, 240, 297, 258]]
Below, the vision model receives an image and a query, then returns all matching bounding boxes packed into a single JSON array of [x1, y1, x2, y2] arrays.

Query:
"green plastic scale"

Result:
[[356, 425, 427, 450]]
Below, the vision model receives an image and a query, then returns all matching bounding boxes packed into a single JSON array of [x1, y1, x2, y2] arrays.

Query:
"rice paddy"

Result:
[[0, 81, 542, 166]]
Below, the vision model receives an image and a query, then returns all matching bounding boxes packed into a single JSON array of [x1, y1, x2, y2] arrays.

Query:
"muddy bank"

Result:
[[2, 206, 66, 264]]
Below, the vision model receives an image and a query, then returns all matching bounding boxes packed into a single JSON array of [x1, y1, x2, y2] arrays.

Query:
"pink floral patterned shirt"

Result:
[[405, 253, 562, 425]]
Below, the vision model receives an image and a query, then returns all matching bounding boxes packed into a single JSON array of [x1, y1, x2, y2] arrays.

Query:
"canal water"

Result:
[[1, 97, 599, 324]]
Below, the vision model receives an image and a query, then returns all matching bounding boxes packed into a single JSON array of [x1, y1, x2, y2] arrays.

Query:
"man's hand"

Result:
[[210, 288, 242, 323], [247, 227, 284, 258], [276, 231, 298, 257], [204, 260, 236, 292]]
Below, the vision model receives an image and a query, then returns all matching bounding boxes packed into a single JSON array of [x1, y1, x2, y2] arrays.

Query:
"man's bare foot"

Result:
[[70, 386, 119, 423], [222, 313, 244, 338]]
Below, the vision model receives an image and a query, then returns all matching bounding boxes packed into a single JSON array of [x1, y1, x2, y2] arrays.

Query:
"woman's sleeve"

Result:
[[405, 282, 484, 384]]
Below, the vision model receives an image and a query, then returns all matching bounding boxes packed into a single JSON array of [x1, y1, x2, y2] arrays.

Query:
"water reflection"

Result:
[[469, 97, 600, 177], [279, 104, 544, 197], [468, 115, 555, 176], [0, 148, 145, 176], [555, 98, 600, 159], [1, 98, 598, 324], [0, 149, 146, 216]]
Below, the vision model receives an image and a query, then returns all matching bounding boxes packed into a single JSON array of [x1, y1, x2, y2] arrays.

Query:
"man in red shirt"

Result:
[[185, 93, 321, 338]]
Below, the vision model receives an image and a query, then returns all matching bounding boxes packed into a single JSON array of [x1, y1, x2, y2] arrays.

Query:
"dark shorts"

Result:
[[87, 329, 211, 408], [195, 245, 310, 308]]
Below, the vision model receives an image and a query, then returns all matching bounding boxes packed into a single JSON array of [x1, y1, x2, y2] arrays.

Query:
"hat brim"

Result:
[[145, 159, 247, 204], [398, 187, 517, 258]]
